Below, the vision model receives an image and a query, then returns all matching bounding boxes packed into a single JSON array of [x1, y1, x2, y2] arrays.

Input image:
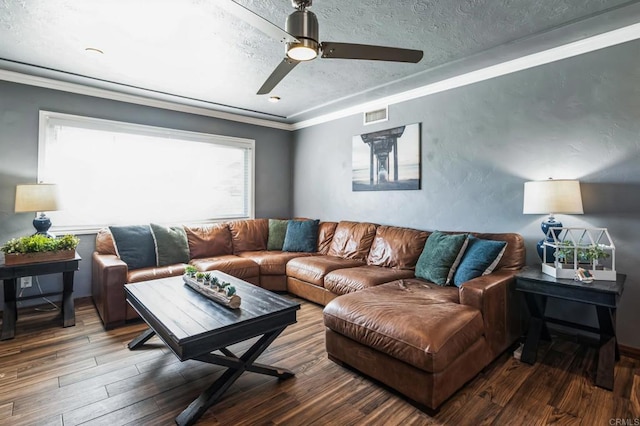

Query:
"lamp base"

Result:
[[33, 214, 55, 238], [536, 217, 562, 262]]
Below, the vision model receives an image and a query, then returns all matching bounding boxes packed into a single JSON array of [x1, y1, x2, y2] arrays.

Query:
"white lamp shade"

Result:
[[523, 179, 584, 214], [15, 184, 60, 213]]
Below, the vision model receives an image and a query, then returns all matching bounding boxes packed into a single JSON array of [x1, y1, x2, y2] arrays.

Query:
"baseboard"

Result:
[[619, 344, 640, 360]]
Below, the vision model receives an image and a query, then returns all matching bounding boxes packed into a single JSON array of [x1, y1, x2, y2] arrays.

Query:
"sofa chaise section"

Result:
[[323, 232, 525, 410]]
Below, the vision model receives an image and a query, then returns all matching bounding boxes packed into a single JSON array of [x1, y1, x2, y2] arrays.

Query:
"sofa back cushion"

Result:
[[367, 225, 430, 269], [95, 228, 117, 255], [228, 218, 268, 253], [317, 222, 338, 254], [327, 221, 378, 260], [185, 224, 233, 259]]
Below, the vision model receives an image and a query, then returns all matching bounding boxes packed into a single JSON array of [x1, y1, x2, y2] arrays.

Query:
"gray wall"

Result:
[[292, 40, 640, 349], [0, 80, 293, 305]]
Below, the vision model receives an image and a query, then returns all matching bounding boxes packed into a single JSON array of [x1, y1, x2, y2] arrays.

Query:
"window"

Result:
[[38, 111, 254, 233]]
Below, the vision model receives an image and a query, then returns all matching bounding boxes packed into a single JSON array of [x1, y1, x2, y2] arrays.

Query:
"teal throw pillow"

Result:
[[282, 219, 319, 252], [150, 223, 190, 266], [109, 225, 156, 270], [453, 236, 507, 287], [267, 219, 289, 250], [415, 231, 468, 286]]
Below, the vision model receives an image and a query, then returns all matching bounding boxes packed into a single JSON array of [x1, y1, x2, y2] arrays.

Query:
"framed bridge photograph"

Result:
[[352, 123, 421, 191]]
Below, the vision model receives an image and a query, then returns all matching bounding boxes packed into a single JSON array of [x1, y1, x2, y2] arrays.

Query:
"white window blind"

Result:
[[38, 111, 254, 233]]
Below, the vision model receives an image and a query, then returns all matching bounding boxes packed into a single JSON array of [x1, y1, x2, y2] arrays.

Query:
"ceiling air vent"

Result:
[[363, 107, 388, 125]]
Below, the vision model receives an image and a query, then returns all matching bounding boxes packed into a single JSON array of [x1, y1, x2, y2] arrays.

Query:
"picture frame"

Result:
[[352, 123, 421, 191]]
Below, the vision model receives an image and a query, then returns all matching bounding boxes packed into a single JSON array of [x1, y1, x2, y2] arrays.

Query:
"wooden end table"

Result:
[[515, 268, 625, 390], [125, 272, 300, 426], [0, 253, 81, 340]]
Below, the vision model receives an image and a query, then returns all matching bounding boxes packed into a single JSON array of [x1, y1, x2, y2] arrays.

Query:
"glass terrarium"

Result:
[[542, 227, 616, 281]]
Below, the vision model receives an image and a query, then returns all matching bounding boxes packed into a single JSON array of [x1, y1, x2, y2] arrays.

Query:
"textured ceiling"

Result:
[[0, 0, 637, 124]]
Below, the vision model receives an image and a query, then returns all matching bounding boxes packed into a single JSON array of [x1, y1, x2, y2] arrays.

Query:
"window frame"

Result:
[[37, 110, 255, 234]]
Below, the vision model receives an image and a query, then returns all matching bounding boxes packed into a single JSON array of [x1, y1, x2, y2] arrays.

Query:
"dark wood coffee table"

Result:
[[125, 271, 300, 426]]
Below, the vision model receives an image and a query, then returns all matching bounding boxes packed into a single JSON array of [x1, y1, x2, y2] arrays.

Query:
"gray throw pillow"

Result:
[[150, 223, 190, 266], [267, 219, 289, 250]]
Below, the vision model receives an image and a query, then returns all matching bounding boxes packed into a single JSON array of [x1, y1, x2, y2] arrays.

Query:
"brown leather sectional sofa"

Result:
[[92, 218, 525, 410]]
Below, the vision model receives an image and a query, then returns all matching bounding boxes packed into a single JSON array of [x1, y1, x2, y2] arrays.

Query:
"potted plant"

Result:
[[184, 265, 198, 278], [554, 241, 610, 268], [195, 272, 205, 282], [1, 234, 79, 265], [203, 273, 212, 285]]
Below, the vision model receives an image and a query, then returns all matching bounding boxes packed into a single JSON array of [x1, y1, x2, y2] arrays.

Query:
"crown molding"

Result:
[[291, 22, 640, 130], [0, 68, 295, 131]]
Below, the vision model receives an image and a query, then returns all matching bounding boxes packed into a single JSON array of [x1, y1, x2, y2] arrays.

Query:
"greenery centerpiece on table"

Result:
[[1, 234, 80, 265]]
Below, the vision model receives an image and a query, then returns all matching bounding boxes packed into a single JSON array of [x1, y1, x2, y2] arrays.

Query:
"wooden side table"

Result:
[[515, 268, 625, 390], [0, 253, 81, 340]]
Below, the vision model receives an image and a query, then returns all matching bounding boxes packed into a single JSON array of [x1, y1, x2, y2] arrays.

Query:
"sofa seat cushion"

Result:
[[393, 278, 461, 303], [323, 280, 484, 373], [127, 264, 186, 283], [189, 255, 259, 278], [324, 266, 415, 295], [286, 256, 366, 287], [237, 250, 315, 275]]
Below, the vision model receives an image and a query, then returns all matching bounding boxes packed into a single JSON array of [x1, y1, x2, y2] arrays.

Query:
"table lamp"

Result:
[[523, 179, 584, 261], [15, 183, 60, 237]]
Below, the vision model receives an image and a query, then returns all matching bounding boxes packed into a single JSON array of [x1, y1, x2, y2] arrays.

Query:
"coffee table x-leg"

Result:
[[129, 326, 293, 426]]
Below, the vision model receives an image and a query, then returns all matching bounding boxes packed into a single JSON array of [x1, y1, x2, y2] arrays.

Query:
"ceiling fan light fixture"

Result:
[[285, 8, 319, 61], [287, 42, 318, 61]]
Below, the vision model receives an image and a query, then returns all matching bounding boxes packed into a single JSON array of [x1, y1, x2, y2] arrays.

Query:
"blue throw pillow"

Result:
[[109, 225, 157, 270], [282, 219, 319, 252], [453, 236, 507, 287]]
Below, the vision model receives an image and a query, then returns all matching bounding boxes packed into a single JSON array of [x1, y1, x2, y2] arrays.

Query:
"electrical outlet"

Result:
[[20, 276, 32, 288]]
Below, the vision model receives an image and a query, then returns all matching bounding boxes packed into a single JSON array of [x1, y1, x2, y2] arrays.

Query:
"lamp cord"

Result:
[[16, 277, 60, 312]]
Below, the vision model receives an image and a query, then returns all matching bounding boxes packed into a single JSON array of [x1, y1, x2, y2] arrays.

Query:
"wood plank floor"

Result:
[[0, 297, 639, 425]]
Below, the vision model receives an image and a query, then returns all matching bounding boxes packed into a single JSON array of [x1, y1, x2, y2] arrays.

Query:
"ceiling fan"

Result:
[[219, 0, 424, 95]]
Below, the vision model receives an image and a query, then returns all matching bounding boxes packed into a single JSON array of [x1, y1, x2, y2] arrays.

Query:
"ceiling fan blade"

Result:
[[257, 58, 300, 95], [218, 1, 299, 44], [320, 42, 423, 63]]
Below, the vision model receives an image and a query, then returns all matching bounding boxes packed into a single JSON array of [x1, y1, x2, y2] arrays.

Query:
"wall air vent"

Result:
[[363, 107, 388, 125]]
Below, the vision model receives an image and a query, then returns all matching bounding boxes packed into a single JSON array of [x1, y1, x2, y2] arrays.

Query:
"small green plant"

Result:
[[554, 241, 610, 264], [211, 277, 220, 287], [57, 234, 80, 251], [184, 265, 198, 277], [1, 234, 79, 254], [195, 272, 205, 281], [203, 273, 212, 282]]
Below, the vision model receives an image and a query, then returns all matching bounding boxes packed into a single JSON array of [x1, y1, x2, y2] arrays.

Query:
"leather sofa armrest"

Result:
[[92, 252, 128, 330], [458, 269, 521, 356]]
